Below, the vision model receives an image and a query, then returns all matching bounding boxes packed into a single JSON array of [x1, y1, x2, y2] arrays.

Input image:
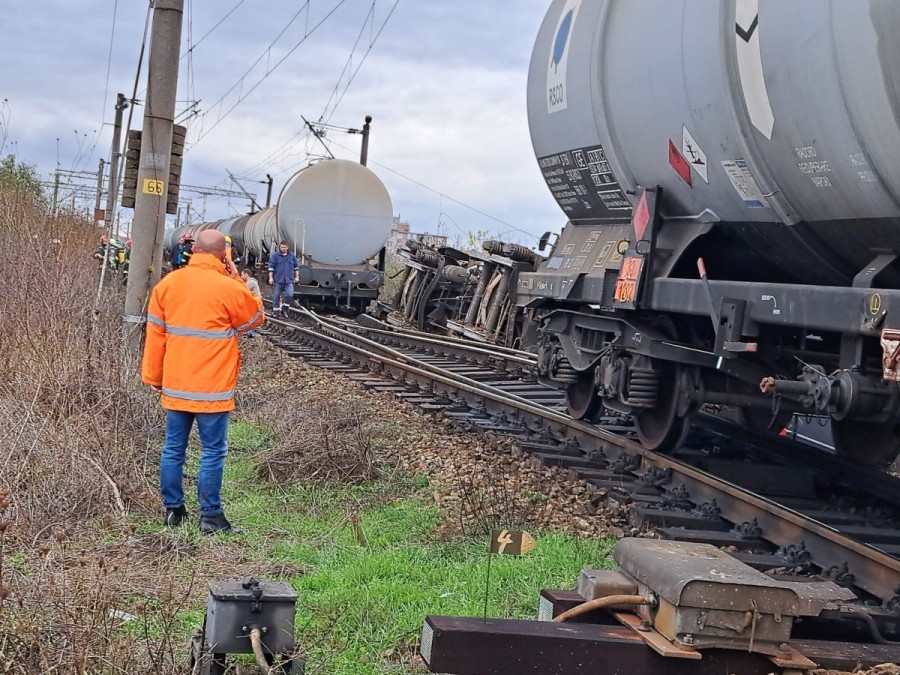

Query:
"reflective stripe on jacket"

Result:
[[141, 253, 265, 413]]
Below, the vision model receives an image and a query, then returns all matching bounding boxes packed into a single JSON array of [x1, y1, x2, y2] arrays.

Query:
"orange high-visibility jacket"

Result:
[[141, 253, 265, 413]]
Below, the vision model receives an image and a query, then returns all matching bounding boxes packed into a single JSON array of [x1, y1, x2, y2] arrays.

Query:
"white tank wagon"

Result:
[[276, 158, 393, 312], [161, 158, 392, 315]]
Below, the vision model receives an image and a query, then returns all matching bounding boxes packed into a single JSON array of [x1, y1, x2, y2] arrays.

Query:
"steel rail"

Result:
[[327, 311, 538, 360], [266, 316, 900, 603], [302, 308, 538, 367]]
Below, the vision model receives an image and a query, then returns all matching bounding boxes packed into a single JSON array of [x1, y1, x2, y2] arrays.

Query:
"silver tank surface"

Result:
[[277, 159, 393, 265], [242, 208, 277, 258], [528, 0, 900, 285]]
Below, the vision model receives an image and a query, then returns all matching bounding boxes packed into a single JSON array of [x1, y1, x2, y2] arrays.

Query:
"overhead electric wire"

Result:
[[236, 0, 400, 182], [78, 0, 120, 169], [189, 0, 350, 149], [323, 0, 400, 125], [92, 0, 120, 163], [183, 0, 246, 58], [322, 137, 538, 242]]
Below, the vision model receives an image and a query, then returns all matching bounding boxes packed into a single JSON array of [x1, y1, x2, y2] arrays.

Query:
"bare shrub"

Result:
[[447, 440, 555, 536], [252, 401, 380, 485], [0, 195, 177, 670]]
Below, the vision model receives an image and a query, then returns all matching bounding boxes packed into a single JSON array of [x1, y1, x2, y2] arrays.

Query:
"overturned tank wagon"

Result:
[[519, 0, 900, 468], [384, 238, 543, 348]]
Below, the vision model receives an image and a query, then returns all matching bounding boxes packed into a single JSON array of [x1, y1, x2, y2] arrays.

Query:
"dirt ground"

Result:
[[237, 336, 629, 538]]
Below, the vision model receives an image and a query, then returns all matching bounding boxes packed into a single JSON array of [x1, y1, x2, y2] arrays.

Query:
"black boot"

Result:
[[165, 505, 188, 528], [199, 513, 242, 535]]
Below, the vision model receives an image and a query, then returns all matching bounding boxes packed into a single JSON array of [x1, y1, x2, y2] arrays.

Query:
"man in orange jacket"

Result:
[[142, 230, 264, 534]]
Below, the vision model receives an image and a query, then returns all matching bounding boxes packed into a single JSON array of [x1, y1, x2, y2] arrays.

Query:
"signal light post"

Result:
[[124, 0, 184, 351]]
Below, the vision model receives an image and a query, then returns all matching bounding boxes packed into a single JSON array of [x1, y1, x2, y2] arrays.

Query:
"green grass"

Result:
[[228, 420, 275, 452], [215, 457, 616, 673], [131, 427, 617, 673]]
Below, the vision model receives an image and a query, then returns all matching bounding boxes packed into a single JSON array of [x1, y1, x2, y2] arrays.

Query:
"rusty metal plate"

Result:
[[613, 538, 848, 615]]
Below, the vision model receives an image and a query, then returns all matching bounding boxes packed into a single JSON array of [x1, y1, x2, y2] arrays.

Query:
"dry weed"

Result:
[[0, 195, 177, 671], [252, 401, 381, 485]]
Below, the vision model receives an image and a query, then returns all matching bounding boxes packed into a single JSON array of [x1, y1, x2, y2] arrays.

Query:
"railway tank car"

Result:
[[277, 158, 392, 313], [168, 158, 392, 314], [519, 0, 900, 468], [382, 238, 543, 347]]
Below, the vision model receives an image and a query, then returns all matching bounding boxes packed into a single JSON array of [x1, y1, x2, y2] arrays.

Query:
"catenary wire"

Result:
[[188, 1, 351, 149], [236, 0, 399, 181]]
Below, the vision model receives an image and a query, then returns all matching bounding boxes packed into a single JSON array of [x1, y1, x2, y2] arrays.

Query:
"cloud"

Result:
[[1, 0, 565, 240]]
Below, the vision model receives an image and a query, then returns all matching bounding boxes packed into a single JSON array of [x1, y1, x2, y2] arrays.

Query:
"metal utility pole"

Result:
[[124, 0, 184, 349], [360, 116, 372, 166], [226, 170, 261, 213], [51, 170, 60, 216], [93, 159, 105, 226], [105, 93, 128, 226], [263, 174, 274, 208]]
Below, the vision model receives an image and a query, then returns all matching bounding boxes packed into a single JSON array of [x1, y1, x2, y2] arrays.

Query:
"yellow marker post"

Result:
[[484, 529, 536, 619]]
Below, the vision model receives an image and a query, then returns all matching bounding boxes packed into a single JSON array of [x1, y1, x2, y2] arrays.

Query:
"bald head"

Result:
[[194, 229, 226, 256]]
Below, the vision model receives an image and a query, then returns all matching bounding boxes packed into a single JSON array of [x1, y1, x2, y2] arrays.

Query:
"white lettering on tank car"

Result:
[[810, 176, 833, 188], [798, 160, 831, 174], [794, 146, 817, 159], [858, 170, 877, 183], [761, 294, 781, 315], [848, 152, 868, 167]]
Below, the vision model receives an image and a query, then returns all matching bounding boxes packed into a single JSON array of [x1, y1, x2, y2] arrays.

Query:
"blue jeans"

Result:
[[160, 410, 229, 518], [272, 282, 294, 314]]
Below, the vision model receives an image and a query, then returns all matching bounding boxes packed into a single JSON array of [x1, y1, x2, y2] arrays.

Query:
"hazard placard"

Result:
[[682, 125, 709, 184]]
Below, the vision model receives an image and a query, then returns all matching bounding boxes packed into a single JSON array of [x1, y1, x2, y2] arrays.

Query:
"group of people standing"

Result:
[[139, 233, 301, 534], [94, 235, 131, 275]]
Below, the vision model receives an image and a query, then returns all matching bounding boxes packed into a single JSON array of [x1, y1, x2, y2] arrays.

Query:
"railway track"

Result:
[[260, 309, 900, 672]]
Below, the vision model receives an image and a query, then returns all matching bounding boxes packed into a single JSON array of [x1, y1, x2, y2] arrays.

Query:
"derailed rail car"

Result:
[[383, 239, 542, 348], [520, 0, 900, 468]]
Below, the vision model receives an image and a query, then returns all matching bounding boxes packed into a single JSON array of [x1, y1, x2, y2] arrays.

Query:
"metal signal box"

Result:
[[205, 578, 298, 654]]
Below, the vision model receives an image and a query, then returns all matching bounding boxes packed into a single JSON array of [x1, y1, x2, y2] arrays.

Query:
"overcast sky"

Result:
[[0, 0, 563, 244]]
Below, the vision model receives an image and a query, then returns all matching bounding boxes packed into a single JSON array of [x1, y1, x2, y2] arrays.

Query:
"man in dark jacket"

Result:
[[267, 241, 299, 317]]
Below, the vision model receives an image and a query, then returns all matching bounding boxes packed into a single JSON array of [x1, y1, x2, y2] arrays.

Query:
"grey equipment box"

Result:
[[206, 578, 298, 654]]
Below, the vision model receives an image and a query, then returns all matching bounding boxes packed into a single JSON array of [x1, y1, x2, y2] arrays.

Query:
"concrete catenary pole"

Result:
[[93, 159, 105, 226], [105, 93, 128, 226], [360, 116, 372, 166], [124, 0, 184, 349]]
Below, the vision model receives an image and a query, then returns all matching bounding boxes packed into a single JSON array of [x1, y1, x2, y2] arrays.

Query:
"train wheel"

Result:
[[633, 360, 693, 452], [831, 420, 900, 470], [633, 316, 694, 452], [566, 374, 604, 421]]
